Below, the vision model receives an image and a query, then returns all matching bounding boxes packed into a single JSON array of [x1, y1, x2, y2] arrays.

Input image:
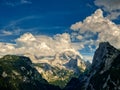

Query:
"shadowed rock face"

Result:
[[86, 42, 120, 90], [64, 42, 120, 90], [0, 55, 61, 90]]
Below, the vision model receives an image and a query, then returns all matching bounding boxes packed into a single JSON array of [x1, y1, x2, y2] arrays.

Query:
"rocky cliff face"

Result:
[[0, 55, 60, 90], [64, 42, 120, 90], [85, 42, 120, 90]]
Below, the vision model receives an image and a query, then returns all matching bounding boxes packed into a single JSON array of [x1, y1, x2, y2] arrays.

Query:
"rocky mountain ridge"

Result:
[[0, 42, 119, 90], [64, 42, 120, 90]]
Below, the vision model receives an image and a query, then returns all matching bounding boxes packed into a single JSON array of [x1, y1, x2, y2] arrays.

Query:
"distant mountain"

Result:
[[64, 42, 120, 90], [0, 55, 60, 90], [24, 49, 86, 88]]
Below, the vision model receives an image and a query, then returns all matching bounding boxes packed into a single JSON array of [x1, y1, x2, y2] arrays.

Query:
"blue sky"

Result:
[[0, 0, 97, 37], [0, 0, 120, 61]]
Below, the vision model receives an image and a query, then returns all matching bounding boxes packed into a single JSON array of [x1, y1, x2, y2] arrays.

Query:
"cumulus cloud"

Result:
[[0, 32, 82, 58], [71, 9, 106, 33], [70, 9, 120, 49], [94, 0, 120, 20], [1, 9, 120, 62]]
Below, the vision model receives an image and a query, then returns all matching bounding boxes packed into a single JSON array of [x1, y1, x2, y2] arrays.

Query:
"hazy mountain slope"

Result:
[[29, 50, 86, 88], [32, 50, 86, 88]]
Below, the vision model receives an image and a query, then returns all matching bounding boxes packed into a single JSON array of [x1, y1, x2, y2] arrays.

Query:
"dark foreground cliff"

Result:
[[64, 42, 120, 90]]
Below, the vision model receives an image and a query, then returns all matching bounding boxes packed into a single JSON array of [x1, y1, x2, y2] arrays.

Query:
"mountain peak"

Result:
[[99, 42, 111, 49], [91, 42, 119, 70]]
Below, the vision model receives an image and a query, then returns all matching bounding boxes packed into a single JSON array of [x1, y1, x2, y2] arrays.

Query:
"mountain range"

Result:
[[0, 42, 120, 90]]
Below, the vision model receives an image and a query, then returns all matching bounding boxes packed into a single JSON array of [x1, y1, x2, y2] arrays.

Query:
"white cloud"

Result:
[[16, 32, 36, 42], [0, 16, 40, 37], [35, 33, 71, 52], [70, 9, 120, 49], [106, 12, 120, 20], [0, 29, 21, 36], [1, 30, 13, 36], [0, 32, 83, 58], [71, 9, 106, 33], [2, 8, 120, 62], [94, 0, 120, 11], [94, 0, 120, 20]]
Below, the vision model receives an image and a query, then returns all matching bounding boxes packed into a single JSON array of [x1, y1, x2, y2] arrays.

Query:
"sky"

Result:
[[0, 0, 120, 62]]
